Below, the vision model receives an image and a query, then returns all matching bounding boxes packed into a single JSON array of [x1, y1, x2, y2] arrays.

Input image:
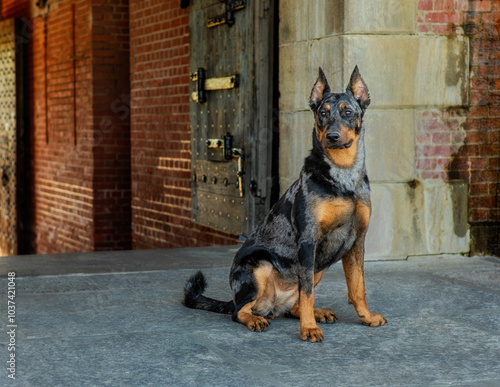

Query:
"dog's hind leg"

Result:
[[231, 263, 272, 332]]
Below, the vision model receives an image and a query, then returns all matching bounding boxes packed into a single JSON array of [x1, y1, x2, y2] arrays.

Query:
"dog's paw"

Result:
[[300, 326, 324, 342], [245, 315, 269, 332], [314, 309, 338, 324], [360, 313, 387, 327]]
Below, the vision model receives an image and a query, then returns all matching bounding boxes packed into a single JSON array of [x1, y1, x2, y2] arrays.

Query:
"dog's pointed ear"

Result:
[[309, 67, 331, 110], [346, 66, 370, 109]]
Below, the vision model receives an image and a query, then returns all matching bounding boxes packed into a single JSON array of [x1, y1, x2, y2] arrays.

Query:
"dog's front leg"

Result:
[[296, 242, 324, 342], [342, 241, 387, 327]]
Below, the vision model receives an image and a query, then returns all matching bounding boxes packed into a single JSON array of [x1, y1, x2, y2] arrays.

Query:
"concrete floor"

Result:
[[1, 246, 499, 386]]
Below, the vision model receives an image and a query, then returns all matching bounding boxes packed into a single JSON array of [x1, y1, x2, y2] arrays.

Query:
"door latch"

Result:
[[206, 133, 244, 197], [190, 68, 239, 103], [232, 147, 244, 198], [206, 132, 234, 161], [207, 0, 246, 28]]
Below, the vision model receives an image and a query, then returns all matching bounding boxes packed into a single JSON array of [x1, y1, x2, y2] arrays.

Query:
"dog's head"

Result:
[[309, 66, 370, 167]]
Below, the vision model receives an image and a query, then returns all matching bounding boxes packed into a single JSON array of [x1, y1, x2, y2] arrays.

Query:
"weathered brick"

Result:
[[432, 24, 452, 34], [425, 12, 460, 23], [418, 0, 433, 11], [470, 0, 492, 12], [434, 0, 455, 11]]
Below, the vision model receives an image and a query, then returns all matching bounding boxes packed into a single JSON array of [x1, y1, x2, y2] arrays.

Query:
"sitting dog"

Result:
[[184, 66, 386, 342]]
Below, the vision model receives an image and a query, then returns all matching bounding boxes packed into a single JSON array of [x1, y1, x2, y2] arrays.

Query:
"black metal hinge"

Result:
[[207, 0, 246, 28]]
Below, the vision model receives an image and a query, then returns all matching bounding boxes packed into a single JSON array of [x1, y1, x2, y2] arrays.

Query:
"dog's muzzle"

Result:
[[325, 131, 353, 149]]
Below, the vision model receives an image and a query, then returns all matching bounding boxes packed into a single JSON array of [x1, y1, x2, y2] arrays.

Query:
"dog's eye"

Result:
[[320, 110, 327, 117], [344, 109, 352, 116]]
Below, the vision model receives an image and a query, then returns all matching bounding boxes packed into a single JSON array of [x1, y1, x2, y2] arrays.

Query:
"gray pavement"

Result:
[[1, 246, 499, 386]]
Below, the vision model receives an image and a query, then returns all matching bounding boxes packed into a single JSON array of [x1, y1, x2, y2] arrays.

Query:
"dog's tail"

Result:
[[183, 271, 234, 314]]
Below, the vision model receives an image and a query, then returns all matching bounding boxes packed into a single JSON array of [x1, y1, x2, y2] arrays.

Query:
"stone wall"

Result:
[[279, 0, 471, 259]]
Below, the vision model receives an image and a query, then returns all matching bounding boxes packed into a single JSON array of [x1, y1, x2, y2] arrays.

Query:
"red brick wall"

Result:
[[416, 0, 500, 254], [31, 0, 95, 253], [91, 0, 131, 250], [460, 0, 500, 254], [6, 0, 132, 254], [417, 0, 463, 34], [129, 0, 235, 249], [415, 0, 467, 182]]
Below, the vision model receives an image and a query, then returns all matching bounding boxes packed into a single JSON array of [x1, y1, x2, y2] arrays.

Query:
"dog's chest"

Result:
[[313, 197, 370, 271], [313, 198, 355, 233]]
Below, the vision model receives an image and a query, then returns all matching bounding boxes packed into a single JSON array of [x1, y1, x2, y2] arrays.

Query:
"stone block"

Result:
[[344, 0, 416, 34], [414, 35, 469, 107], [343, 35, 469, 108], [310, 36, 344, 92], [279, 42, 311, 112], [422, 180, 469, 253], [307, 0, 344, 41], [279, 111, 313, 195], [279, 0, 343, 45], [365, 183, 418, 260], [279, 0, 310, 45], [364, 109, 415, 182], [365, 180, 469, 260]]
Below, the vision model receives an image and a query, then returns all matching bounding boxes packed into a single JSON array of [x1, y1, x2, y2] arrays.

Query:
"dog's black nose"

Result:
[[326, 132, 340, 143]]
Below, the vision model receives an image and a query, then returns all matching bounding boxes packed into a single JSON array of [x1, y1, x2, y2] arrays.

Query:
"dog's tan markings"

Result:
[[247, 262, 299, 321], [355, 201, 371, 235], [237, 264, 271, 332], [313, 271, 323, 287], [315, 121, 327, 146], [313, 198, 354, 235], [250, 263, 274, 316], [316, 120, 360, 168], [325, 104, 330, 111], [349, 71, 370, 106], [326, 131, 359, 168], [237, 303, 269, 331], [289, 272, 337, 339], [315, 121, 322, 137], [311, 271, 338, 323], [314, 308, 338, 323], [311, 74, 328, 104], [290, 301, 337, 324], [298, 290, 323, 342], [342, 245, 387, 327], [339, 102, 346, 111]]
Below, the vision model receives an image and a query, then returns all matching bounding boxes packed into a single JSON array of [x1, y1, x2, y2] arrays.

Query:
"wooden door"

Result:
[[189, 1, 275, 236]]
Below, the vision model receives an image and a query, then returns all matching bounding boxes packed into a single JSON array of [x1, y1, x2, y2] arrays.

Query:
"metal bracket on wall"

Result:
[[190, 68, 239, 103], [207, 0, 246, 28]]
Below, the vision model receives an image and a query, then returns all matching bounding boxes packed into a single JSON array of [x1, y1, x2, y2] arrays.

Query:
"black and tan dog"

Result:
[[184, 66, 386, 342]]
